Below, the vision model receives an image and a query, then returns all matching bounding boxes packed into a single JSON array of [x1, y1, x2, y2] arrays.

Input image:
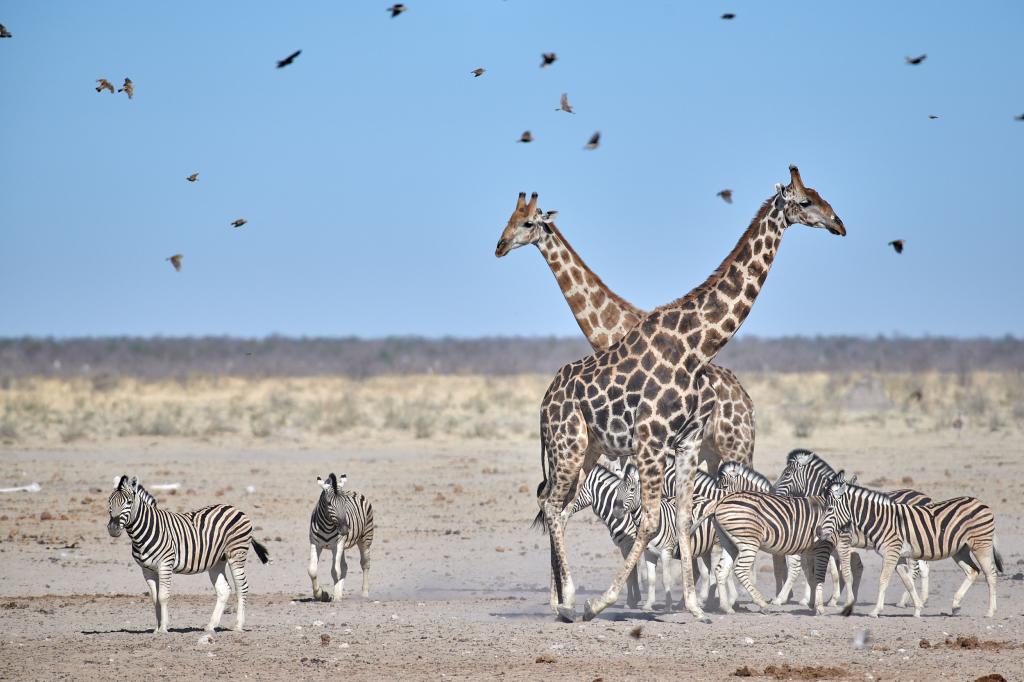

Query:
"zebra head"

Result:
[[611, 464, 639, 521], [817, 470, 855, 543], [771, 448, 816, 495], [317, 473, 348, 498], [107, 475, 139, 537], [716, 460, 771, 494]]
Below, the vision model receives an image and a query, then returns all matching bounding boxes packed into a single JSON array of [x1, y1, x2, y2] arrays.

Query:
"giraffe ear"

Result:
[[773, 186, 785, 210], [542, 210, 558, 221]]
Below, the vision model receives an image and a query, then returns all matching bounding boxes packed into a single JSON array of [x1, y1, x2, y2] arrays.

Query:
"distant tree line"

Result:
[[0, 335, 1021, 380]]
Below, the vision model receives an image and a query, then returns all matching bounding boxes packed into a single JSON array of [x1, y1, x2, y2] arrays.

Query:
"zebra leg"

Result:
[[206, 561, 231, 631], [696, 553, 712, 608], [358, 541, 371, 598], [832, 544, 855, 616], [869, 547, 902, 618], [826, 556, 840, 607], [972, 545, 998, 618], [894, 561, 923, 617], [660, 548, 675, 609], [918, 560, 930, 605], [673, 413, 711, 622], [640, 550, 657, 611], [850, 551, 864, 606], [732, 544, 771, 610], [799, 550, 825, 616], [228, 558, 249, 631], [142, 567, 159, 632], [772, 555, 800, 606], [619, 543, 641, 609], [951, 547, 980, 616], [331, 542, 348, 602], [156, 566, 172, 633], [713, 544, 737, 614], [770, 554, 790, 605], [308, 543, 325, 601]]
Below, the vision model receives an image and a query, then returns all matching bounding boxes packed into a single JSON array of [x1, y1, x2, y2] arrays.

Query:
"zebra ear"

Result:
[[337, 474, 348, 490], [114, 474, 129, 490], [318, 475, 333, 493], [129, 476, 140, 490], [794, 451, 812, 466], [847, 474, 857, 486]]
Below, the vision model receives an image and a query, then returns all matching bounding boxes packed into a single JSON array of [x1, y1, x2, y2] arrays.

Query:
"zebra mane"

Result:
[[134, 483, 158, 507], [719, 462, 771, 488], [841, 481, 892, 505]]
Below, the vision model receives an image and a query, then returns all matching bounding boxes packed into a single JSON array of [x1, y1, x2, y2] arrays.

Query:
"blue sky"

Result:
[[1, 1, 1021, 338]]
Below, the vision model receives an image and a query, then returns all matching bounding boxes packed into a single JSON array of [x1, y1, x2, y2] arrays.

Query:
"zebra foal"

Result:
[[308, 473, 375, 602], [819, 471, 1002, 618], [106, 475, 270, 633]]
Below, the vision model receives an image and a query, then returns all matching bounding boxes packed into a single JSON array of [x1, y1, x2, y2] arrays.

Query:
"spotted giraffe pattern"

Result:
[[535, 166, 846, 622], [495, 193, 755, 472]]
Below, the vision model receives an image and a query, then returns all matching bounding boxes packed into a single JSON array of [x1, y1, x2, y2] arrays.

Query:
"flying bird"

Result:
[[95, 78, 115, 94], [186, 173, 199, 182], [584, 131, 600, 150], [928, 114, 939, 120], [517, 130, 533, 143], [0, 24, 12, 38], [540, 52, 557, 68], [716, 189, 733, 204], [231, 218, 247, 228], [556, 93, 574, 114], [166, 254, 183, 272], [905, 54, 927, 65], [118, 78, 133, 99], [471, 67, 486, 78], [888, 239, 905, 254], [721, 13, 736, 20], [277, 50, 301, 68], [388, 4, 406, 18], [1014, 114, 1024, 121]]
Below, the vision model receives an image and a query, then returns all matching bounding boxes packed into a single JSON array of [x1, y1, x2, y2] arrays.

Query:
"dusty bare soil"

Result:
[[1, 427, 1022, 680]]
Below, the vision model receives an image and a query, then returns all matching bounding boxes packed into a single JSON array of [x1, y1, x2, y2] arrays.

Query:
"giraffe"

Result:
[[494, 192, 756, 474], [535, 166, 845, 622]]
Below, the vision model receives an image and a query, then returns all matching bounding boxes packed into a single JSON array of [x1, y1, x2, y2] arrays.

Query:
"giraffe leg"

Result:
[[951, 547, 979, 616], [673, 412, 711, 622], [583, 439, 663, 621], [618, 542, 641, 609]]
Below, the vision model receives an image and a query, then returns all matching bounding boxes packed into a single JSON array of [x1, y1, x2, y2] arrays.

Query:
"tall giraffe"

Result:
[[535, 166, 845, 622], [495, 192, 755, 472]]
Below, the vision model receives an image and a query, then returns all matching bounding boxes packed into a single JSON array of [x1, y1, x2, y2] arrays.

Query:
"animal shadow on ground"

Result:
[[82, 626, 206, 635]]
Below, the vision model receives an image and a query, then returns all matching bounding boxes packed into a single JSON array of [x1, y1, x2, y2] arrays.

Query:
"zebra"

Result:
[[819, 471, 1002, 618], [308, 473, 375, 602], [615, 463, 742, 609], [701, 487, 852, 616], [106, 475, 270, 633], [773, 449, 933, 607]]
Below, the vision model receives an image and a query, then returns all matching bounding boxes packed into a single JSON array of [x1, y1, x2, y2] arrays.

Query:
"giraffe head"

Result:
[[776, 166, 846, 236], [495, 192, 559, 257]]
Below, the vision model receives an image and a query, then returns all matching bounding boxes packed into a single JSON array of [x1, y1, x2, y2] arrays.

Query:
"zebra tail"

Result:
[[993, 537, 1003, 574], [690, 511, 714, 535], [530, 424, 549, 533], [251, 538, 271, 564]]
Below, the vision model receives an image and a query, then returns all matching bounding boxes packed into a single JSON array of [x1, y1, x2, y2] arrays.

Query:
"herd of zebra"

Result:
[[104, 445, 999, 633], [106, 472, 374, 633], [559, 449, 1002, 619]]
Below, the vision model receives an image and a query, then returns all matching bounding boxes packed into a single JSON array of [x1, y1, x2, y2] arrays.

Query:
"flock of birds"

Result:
[[3, 7, 1021, 272]]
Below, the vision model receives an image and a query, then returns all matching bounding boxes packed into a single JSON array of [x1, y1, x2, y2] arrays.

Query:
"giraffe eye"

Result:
[[798, 200, 811, 208], [523, 221, 535, 228]]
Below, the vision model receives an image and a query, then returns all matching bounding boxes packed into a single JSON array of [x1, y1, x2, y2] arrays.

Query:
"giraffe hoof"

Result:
[[583, 599, 602, 621], [556, 605, 576, 623]]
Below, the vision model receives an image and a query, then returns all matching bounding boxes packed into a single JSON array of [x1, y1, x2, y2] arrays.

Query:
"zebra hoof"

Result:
[[841, 604, 854, 617], [951, 606, 961, 616], [913, 609, 922, 618], [556, 605, 577, 623]]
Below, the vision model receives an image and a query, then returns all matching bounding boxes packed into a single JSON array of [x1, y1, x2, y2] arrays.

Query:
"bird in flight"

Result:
[[231, 218, 247, 228], [471, 68, 486, 78], [716, 189, 733, 204], [95, 78, 115, 94], [388, 4, 406, 18], [540, 53, 557, 68], [556, 93, 574, 114], [118, 78, 133, 99], [721, 13, 736, 20], [517, 131, 533, 144], [186, 173, 199, 182], [166, 254, 183, 272], [1014, 113, 1024, 121], [928, 114, 939, 120], [0, 24, 12, 38], [277, 50, 301, 68], [888, 239, 905, 254], [905, 54, 927, 65], [584, 131, 600, 150]]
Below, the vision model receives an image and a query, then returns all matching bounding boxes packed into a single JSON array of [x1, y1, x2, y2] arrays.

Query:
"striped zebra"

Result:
[[106, 475, 270, 633], [615, 463, 742, 609], [819, 471, 1002, 618], [703, 487, 852, 615], [308, 473, 375, 602], [773, 449, 932, 607]]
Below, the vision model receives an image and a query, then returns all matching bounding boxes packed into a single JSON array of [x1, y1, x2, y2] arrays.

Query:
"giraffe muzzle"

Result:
[[495, 239, 509, 257]]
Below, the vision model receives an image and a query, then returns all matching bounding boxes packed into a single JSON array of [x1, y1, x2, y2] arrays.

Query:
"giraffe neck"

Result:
[[535, 223, 645, 352], [655, 196, 788, 366]]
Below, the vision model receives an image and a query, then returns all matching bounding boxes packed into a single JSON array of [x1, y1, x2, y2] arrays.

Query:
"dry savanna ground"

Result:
[[1, 372, 1022, 680]]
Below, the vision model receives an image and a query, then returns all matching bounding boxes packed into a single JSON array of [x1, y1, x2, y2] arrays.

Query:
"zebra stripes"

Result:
[[106, 475, 270, 633], [308, 473, 375, 602], [820, 472, 1002, 617]]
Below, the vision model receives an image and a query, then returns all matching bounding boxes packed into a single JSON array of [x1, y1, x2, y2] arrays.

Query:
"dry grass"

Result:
[[0, 371, 1020, 449]]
